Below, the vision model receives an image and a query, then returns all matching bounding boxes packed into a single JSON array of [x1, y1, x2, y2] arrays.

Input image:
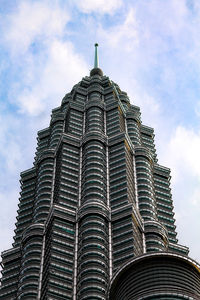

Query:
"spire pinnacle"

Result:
[[90, 43, 103, 76], [94, 43, 99, 68]]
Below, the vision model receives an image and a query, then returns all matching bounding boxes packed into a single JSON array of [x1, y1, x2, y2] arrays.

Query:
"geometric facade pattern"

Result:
[[1, 45, 199, 299]]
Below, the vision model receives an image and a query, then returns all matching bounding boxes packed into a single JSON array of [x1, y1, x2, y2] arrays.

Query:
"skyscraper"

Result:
[[1, 44, 200, 300]]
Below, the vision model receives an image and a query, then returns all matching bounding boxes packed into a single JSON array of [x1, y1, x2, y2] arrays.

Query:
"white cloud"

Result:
[[162, 126, 200, 183], [0, 0, 200, 264], [2, 1, 88, 116], [159, 125, 200, 259], [0, 114, 22, 173], [0, 188, 19, 259], [4, 1, 70, 55], [14, 39, 88, 116], [97, 0, 200, 80], [98, 8, 139, 51], [191, 186, 200, 206], [122, 81, 161, 130], [75, 0, 122, 15]]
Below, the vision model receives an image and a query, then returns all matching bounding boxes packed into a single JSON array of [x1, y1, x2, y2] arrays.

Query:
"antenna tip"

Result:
[[95, 43, 98, 47]]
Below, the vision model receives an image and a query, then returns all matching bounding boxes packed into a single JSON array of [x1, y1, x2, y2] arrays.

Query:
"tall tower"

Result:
[[1, 45, 200, 300]]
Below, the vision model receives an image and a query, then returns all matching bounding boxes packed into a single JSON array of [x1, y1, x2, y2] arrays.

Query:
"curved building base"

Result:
[[108, 252, 200, 300]]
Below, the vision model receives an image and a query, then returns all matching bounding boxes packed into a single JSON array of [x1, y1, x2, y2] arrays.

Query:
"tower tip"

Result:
[[94, 43, 99, 68], [90, 42, 103, 76]]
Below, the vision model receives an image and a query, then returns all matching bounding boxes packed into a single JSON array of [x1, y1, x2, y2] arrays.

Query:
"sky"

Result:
[[0, 0, 200, 263]]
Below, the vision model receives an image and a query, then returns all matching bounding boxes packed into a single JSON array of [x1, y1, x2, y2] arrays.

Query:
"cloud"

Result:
[[0, 189, 19, 250], [1, 0, 89, 116], [0, 114, 22, 173], [123, 80, 161, 129], [159, 125, 200, 259], [0, 0, 200, 264], [96, 0, 200, 79], [75, 0, 122, 15], [98, 8, 139, 51], [191, 186, 200, 206], [3, 1, 70, 55], [162, 126, 200, 183], [15, 39, 88, 116]]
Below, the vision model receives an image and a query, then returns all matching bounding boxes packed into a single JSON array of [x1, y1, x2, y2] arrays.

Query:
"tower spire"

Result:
[[94, 43, 99, 68], [90, 43, 103, 76]]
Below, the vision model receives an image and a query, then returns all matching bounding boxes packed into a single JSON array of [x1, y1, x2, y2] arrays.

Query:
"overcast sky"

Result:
[[0, 0, 200, 263]]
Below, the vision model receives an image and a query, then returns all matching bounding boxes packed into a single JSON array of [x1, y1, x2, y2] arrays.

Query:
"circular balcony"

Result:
[[21, 223, 44, 245], [77, 202, 110, 221], [108, 252, 200, 300]]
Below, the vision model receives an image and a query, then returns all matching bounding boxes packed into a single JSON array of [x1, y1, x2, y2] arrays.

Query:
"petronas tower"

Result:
[[1, 45, 200, 300]]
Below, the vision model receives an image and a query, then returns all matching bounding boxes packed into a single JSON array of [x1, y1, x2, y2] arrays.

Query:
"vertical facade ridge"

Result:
[[0, 70, 194, 300]]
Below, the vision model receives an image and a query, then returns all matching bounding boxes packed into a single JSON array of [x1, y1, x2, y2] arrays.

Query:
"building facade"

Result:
[[1, 45, 200, 299]]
